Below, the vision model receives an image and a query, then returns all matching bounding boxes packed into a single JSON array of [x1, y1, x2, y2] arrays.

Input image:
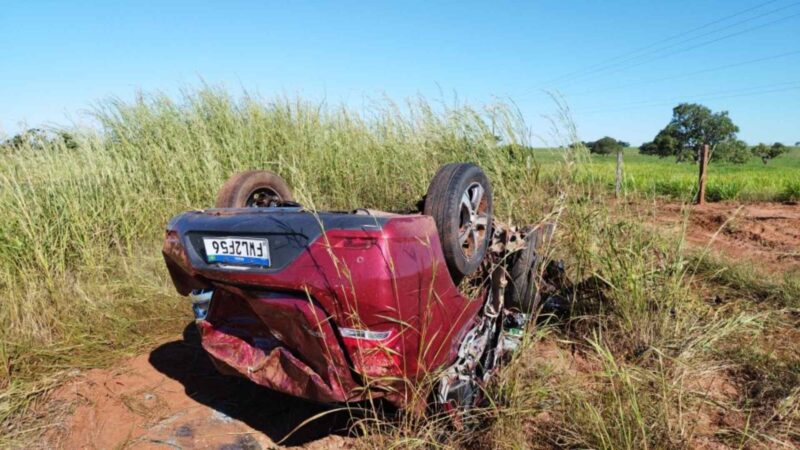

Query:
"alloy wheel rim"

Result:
[[458, 182, 489, 258]]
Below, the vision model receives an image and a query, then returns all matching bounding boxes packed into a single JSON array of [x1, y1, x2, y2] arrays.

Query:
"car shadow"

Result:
[[148, 323, 354, 446]]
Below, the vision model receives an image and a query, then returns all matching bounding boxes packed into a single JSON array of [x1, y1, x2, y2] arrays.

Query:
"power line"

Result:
[[545, 1, 800, 88], [583, 80, 800, 110], [538, 0, 784, 86], [573, 81, 800, 115], [566, 49, 800, 98], [553, 9, 800, 90]]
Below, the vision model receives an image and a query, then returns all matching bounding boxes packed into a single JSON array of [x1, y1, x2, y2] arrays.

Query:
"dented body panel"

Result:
[[162, 207, 484, 406]]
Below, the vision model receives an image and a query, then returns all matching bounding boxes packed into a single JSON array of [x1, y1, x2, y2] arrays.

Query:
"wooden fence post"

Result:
[[615, 149, 623, 198], [696, 144, 709, 205]]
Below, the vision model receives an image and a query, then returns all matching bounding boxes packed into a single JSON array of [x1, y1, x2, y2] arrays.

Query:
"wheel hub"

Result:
[[458, 182, 489, 258], [246, 188, 282, 207]]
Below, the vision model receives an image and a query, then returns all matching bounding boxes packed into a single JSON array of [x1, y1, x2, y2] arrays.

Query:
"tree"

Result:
[[639, 124, 683, 159], [0, 128, 77, 153], [587, 136, 623, 155], [639, 140, 658, 155], [568, 141, 591, 152], [751, 142, 788, 164], [639, 103, 739, 163], [713, 139, 750, 164]]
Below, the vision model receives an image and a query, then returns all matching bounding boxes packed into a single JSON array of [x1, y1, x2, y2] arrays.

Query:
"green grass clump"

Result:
[[780, 179, 800, 202]]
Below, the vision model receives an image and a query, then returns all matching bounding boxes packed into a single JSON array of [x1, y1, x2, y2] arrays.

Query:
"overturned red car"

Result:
[[162, 163, 557, 411]]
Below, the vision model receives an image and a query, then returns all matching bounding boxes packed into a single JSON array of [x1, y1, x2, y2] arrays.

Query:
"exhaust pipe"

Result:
[[189, 289, 214, 321]]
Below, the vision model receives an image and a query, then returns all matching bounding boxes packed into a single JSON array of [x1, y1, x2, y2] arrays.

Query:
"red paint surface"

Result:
[[163, 212, 484, 407]]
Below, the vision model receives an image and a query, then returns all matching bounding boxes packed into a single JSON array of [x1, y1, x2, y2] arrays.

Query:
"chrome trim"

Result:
[[339, 327, 392, 341]]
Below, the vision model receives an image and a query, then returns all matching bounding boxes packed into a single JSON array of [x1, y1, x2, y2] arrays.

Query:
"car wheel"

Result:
[[505, 224, 554, 313], [424, 163, 493, 282], [215, 170, 294, 208]]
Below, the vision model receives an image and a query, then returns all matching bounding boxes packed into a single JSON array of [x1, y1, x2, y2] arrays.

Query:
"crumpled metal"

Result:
[[197, 290, 365, 404]]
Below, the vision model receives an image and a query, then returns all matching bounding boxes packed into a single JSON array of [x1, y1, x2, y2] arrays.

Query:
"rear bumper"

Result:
[[197, 289, 366, 404]]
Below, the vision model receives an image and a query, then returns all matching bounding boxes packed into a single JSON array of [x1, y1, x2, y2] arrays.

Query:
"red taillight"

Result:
[[332, 237, 377, 249], [341, 329, 403, 378]]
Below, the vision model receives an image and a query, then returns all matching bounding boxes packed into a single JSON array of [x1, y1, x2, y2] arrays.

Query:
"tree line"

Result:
[[587, 103, 791, 164], [0, 128, 78, 153]]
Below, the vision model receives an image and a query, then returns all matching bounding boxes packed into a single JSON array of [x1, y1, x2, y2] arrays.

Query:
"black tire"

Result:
[[215, 170, 294, 208], [423, 163, 493, 282], [505, 224, 554, 313]]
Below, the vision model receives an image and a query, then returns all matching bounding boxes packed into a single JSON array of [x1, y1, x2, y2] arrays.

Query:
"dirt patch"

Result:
[[44, 325, 355, 449], [651, 202, 800, 274]]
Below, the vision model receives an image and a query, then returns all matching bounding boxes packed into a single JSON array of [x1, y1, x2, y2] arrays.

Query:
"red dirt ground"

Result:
[[46, 325, 356, 449], [649, 202, 800, 275]]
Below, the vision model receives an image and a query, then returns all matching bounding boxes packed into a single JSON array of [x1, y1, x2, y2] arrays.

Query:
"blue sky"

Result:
[[2, 0, 799, 145]]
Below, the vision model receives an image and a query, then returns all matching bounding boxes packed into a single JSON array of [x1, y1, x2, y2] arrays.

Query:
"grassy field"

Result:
[[532, 146, 800, 202], [1, 88, 798, 448]]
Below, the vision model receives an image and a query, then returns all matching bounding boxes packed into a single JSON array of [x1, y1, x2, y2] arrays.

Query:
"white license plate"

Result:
[[203, 237, 271, 267]]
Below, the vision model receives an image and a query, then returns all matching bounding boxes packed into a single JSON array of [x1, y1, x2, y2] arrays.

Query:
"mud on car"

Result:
[[162, 163, 564, 413]]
